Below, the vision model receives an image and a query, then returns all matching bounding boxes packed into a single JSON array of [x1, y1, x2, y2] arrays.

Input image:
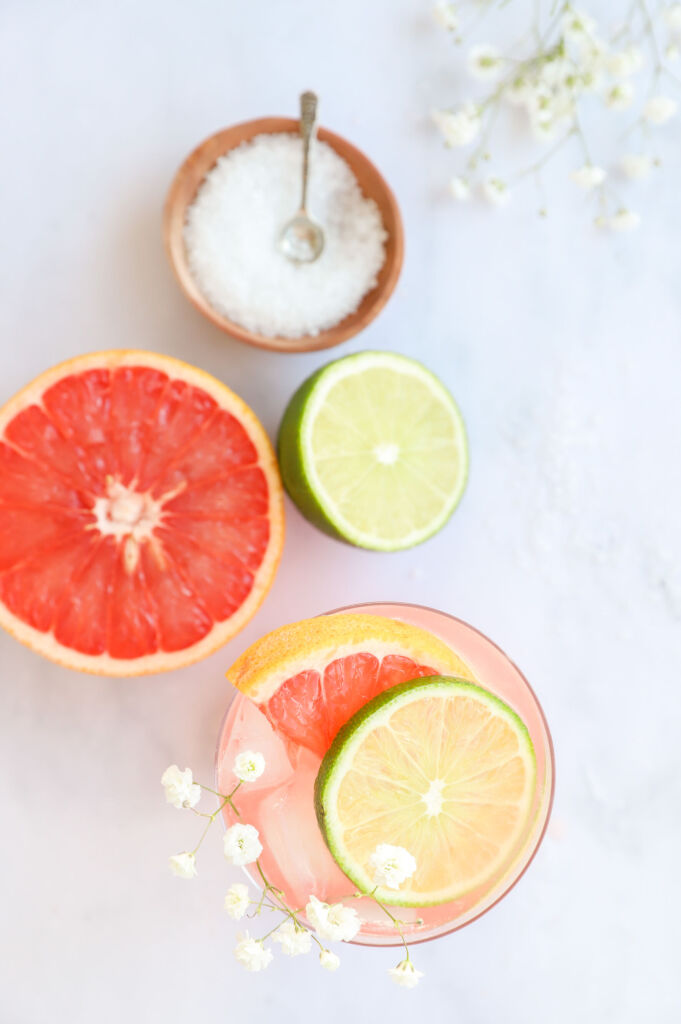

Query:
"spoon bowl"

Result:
[[279, 212, 325, 263], [164, 117, 404, 353]]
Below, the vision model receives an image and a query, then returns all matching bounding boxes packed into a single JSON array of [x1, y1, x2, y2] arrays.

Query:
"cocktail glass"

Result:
[[215, 602, 554, 946]]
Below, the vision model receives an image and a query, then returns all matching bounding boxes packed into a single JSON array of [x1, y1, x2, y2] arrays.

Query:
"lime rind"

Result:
[[277, 351, 469, 551], [315, 676, 536, 907]]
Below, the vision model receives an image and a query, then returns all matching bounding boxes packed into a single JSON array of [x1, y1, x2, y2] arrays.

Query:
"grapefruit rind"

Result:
[[0, 350, 285, 675], [226, 613, 474, 703], [315, 677, 536, 907]]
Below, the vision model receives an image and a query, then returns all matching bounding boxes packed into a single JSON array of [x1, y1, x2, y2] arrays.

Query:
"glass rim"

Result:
[[215, 601, 556, 948]]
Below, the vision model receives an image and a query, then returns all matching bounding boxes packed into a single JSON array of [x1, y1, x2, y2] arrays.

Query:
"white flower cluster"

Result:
[[305, 894, 362, 942], [432, 104, 481, 147], [389, 959, 425, 989], [224, 882, 250, 919], [227, 847, 422, 983], [232, 749, 265, 783], [369, 843, 418, 889], [223, 822, 262, 865], [163, 757, 423, 986], [161, 765, 200, 810], [431, 2, 680, 229]]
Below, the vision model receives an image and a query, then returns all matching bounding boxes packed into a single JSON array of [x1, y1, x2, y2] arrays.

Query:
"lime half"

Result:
[[315, 677, 536, 906], [277, 351, 468, 551]]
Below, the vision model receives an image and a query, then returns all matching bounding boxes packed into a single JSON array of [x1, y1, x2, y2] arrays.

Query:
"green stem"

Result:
[[191, 795, 230, 855], [637, 0, 662, 70], [370, 893, 411, 958], [197, 783, 223, 797], [467, 99, 501, 171], [573, 113, 592, 164], [508, 125, 575, 184]]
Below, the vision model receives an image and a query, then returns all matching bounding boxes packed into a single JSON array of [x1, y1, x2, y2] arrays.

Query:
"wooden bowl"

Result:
[[163, 118, 404, 353]]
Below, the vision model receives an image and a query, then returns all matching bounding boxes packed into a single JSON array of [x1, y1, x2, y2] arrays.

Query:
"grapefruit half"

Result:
[[227, 613, 475, 757], [0, 350, 284, 675]]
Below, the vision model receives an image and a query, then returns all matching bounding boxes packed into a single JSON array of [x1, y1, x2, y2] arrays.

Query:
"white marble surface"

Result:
[[1, 1, 680, 1021]]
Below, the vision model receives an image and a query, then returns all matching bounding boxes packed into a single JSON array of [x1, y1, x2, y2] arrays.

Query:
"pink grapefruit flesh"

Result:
[[0, 351, 284, 675]]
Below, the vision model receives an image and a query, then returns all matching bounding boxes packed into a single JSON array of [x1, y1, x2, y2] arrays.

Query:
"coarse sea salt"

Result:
[[184, 133, 388, 339]]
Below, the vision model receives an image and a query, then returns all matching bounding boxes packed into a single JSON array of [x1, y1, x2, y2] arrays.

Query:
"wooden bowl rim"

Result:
[[163, 117, 405, 354]]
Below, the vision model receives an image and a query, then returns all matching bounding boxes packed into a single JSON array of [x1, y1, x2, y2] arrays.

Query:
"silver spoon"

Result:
[[279, 91, 325, 263]]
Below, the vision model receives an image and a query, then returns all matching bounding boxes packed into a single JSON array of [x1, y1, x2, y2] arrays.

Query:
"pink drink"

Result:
[[216, 603, 554, 946]]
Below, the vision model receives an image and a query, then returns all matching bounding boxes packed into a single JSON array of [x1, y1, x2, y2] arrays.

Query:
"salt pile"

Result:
[[184, 133, 388, 339]]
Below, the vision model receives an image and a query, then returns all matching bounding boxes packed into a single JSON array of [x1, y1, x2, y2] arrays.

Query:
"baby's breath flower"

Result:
[[529, 108, 557, 141], [449, 175, 471, 201], [467, 44, 502, 81], [272, 919, 312, 956], [224, 882, 250, 920], [527, 88, 574, 140], [305, 895, 361, 943], [481, 177, 510, 206], [561, 7, 597, 43], [319, 949, 341, 971], [169, 852, 197, 879], [505, 75, 534, 107], [369, 844, 418, 890], [644, 95, 677, 124], [664, 4, 681, 33], [161, 765, 201, 810], [610, 208, 641, 231], [223, 823, 262, 866], [433, 1, 459, 33], [620, 153, 652, 179], [605, 82, 634, 110], [539, 56, 572, 89], [432, 105, 481, 147], [429, 1, 676, 229], [233, 750, 266, 783], [578, 64, 605, 95], [234, 932, 273, 972], [570, 164, 606, 189], [606, 47, 642, 78], [388, 959, 424, 988]]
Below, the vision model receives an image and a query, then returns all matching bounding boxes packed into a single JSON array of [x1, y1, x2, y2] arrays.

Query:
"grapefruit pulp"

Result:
[[0, 350, 284, 674]]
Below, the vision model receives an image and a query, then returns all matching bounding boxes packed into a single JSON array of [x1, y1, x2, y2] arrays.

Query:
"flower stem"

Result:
[[371, 893, 411, 958], [191, 794, 231, 855], [508, 126, 575, 184]]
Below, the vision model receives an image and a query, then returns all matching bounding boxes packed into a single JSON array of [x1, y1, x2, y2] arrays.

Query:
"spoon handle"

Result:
[[299, 90, 318, 212]]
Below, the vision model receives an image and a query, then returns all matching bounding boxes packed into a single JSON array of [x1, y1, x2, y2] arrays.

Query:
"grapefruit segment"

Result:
[[227, 613, 475, 757], [0, 443, 84, 509], [0, 351, 284, 675], [164, 468, 269, 519], [54, 539, 118, 656], [109, 366, 168, 485], [0, 506, 88, 571], [5, 403, 107, 494]]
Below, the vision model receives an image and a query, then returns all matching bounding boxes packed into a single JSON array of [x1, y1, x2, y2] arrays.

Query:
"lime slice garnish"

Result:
[[315, 677, 536, 906]]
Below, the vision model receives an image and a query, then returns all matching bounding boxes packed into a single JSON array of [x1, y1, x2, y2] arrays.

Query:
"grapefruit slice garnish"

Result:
[[226, 613, 475, 756], [0, 350, 284, 674], [315, 677, 536, 906]]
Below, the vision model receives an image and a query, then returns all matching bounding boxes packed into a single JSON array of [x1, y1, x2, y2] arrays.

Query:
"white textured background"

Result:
[[1, 1, 680, 1021]]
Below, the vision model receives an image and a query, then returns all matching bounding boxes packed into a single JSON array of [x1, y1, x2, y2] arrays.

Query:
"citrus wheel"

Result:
[[277, 351, 469, 551], [0, 350, 284, 675], [226, 613, 474, 756], [315, 677, 536, 906]]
